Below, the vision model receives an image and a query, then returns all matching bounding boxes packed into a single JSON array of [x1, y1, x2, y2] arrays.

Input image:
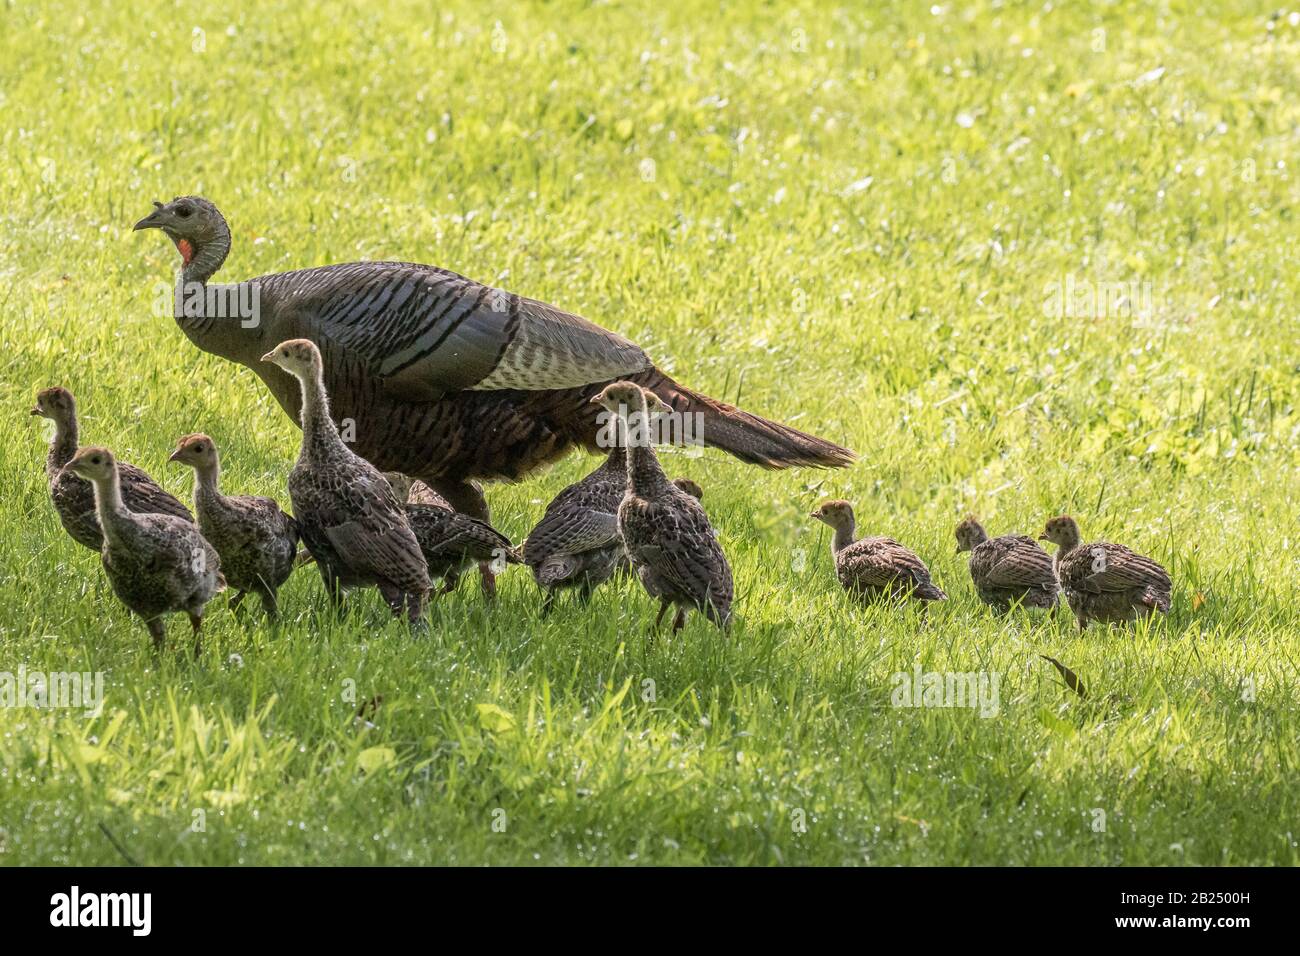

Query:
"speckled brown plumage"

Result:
[[1040, 515, 1171, 630], [522, 448, 627, 613], [65, 446, 224, 653], [263, 339, 430, 624], [406, 504, 521, 594], [32, 387, 192, 551], [811, 500, 946, 604], [521, 448, 707, 614], [955, 516, 1059, 612], [385, 472, 511, 599], [594, 383, 732, 631], [384, 473, 454, 510], [170, 433, 299, 619], [671, 477, 703, 501], [134, 197, 854, 530]]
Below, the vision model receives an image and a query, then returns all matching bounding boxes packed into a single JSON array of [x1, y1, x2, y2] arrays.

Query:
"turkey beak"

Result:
[[1037, 533, 1048, 541], [133, 202, 166, 231], [29, 405, 41, 416], [260, 350, 277, 365], [167, 448, 183, 463]]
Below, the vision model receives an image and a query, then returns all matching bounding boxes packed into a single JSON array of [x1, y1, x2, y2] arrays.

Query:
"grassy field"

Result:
[[1, 0, 1298, 865]]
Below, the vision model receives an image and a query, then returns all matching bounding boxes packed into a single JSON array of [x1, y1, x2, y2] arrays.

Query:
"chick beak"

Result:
[[29, 406, 42, 416], [1037, 533, 1048, 541], [167, 448, 184, 463], [260, 351, 277, 364], [589, 395, 602, 406]]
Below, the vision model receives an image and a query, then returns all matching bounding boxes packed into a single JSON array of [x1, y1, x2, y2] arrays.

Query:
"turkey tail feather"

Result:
[[648, 375, 855, 470], [915, 583, 948, 602]]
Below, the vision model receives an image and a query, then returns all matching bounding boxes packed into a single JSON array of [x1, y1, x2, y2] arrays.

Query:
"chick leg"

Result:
[[654, 600, 672, 629], [145, 617, 166, 653], [188, 613, 203, 658], [425, 478, 496, 600], [256, 584, 280, 621]]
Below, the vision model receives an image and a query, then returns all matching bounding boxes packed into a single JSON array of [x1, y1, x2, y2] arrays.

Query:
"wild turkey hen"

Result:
[[133, 197, 855, 525]]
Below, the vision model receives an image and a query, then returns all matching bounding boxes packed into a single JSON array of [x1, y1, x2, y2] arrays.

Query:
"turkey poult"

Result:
[[810, 500, 947, 604], [32, 386, 192, 550], [1039, 515, 1172, 631], [593, 382, 732, 632], [954, 516, 1060, 612], [384, 472, 506, 598], [521, 447, 627, 615], [133, 197, 854, 528], [169, 433, 299, 619], [261, 339, 431, 625], [64, 446, 224, 654], [385, 468, 521, 595], [405, 504, 522, 597], [521, 441, 706, 615]]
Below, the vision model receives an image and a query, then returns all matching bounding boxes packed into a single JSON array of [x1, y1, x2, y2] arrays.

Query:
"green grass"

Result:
[[1, 0, 1298, 865]]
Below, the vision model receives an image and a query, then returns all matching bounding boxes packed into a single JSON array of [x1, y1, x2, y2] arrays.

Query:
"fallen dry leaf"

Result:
[[1040, 655, 1087, 699]]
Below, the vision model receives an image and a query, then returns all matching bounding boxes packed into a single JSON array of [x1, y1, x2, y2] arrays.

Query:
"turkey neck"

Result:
[[597, 418, 628, 478], [46, 414, 78, 477], [181, 214, 232, 288], [88, 468, 131, 546], [1051, 530, 1081, 584], [1053, 528, 1082, 559], [191, 460, 224, 506], [621, 404, 669, 496], [174, 212, 244, 345], [295, 365, 345, 463], [830, 517, 857, 554]]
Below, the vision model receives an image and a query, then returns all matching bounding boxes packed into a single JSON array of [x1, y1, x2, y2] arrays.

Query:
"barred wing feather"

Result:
[[259, 262, 651, 398]]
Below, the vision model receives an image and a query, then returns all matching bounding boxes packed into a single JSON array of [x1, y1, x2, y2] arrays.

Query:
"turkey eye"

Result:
[[176, 206, 192, 218], [91, 457, 100, 464], [196, 444, 205, 451], [282, 350, 289, 357]]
